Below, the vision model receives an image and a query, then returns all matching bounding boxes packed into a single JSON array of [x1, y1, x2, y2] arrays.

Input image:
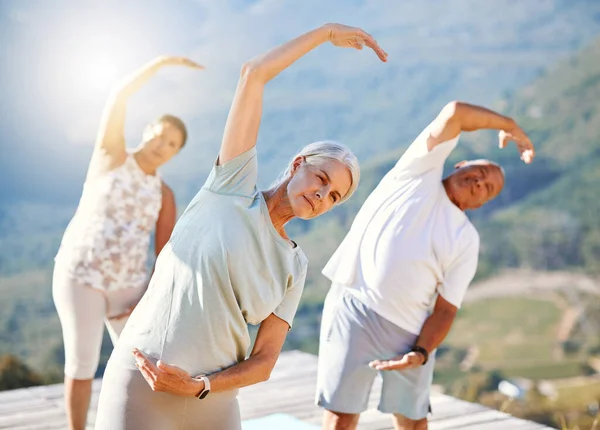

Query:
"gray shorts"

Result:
[[315, 285, 435, 420], [95, 342, 241, 430]]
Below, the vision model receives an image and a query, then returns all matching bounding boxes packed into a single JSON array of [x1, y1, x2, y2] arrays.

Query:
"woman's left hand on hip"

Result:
[[132, 348, 202, 397]]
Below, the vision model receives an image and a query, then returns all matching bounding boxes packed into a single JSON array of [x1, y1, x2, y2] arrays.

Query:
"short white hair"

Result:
[[463, 159, 506, 178], [273, 140, 360, 204]]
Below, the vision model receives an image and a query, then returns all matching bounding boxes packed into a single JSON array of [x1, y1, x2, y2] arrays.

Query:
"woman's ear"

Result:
[[290, 156, 306, 175]]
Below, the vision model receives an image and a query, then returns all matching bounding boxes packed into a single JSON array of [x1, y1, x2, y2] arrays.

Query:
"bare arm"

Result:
[[132, 313, 290, 396], [369, 295, 457, 371], [202, 313, 289, 392], [414, 295, 457, 355], [427, 101, 535, 163], [218, 23, 387, 165], [155, 182, 177, 257], [93, 56, 203, 165]]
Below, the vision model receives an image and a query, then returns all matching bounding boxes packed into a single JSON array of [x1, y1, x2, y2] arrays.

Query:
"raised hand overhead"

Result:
[[326, 23, 388, 61]]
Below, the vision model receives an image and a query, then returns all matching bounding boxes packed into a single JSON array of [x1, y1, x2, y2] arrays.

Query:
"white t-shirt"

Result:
[[322, 127, 480, 335]]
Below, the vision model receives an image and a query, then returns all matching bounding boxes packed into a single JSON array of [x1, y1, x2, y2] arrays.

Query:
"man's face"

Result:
[[445, 160, 505, 211]]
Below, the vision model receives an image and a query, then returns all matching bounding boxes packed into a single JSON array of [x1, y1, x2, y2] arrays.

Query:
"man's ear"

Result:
[[454, 160, 468, 169]]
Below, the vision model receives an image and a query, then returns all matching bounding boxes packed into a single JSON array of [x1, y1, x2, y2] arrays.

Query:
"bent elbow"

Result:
[[258, 365, 273, 383], [258, 356, 279, 383], [240, 61, 266, 84], [440, 100, 462, 120]]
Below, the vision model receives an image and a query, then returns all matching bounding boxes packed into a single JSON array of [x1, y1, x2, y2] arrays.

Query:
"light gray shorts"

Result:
[[315, 285, 435, 420]]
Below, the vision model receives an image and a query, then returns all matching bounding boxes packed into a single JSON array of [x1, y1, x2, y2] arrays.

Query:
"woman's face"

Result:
[[139, 121, 185, 167], [287, 157, 353, 219]]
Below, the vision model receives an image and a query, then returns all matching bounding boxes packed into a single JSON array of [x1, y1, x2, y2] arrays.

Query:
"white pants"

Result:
[[52, 265, 146, 379]]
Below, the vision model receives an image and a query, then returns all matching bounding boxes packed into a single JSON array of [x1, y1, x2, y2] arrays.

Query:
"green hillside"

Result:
[[286, 36, 600, 354], [475, 38, 600, 277]]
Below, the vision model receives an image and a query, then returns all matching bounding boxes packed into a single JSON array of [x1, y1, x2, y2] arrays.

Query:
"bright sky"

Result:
[[2, 0, 600, 203]]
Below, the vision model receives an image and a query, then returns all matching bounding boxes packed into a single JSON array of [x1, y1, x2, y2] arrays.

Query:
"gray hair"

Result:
[[463, 159, 506, 178], [273, 140, 360, 204]]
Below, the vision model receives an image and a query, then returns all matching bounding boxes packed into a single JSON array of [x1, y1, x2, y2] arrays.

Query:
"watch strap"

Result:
[[410, 345, 429, 365], [194, 375, 211, 399]]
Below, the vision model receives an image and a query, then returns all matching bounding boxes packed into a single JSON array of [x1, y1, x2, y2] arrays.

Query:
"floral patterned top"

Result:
[[55, 154, 163, 291]]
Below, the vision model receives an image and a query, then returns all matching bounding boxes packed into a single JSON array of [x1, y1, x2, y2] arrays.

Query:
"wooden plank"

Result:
[[460, 417, 551, 430], [429, 409, 511, 429], [0, 351, 555, 430], [429, 396, 489, 422], [0, 408, 65, 429], [0, 388, 35, 404], [0, 398, 55, 415]]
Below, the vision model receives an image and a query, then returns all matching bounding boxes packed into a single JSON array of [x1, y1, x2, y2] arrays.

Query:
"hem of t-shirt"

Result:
[[273, 311, 294, 330], [436, 289, 463, 310]]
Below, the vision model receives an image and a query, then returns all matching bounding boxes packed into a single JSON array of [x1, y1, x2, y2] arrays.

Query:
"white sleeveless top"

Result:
[[55, 154, 163, 291]]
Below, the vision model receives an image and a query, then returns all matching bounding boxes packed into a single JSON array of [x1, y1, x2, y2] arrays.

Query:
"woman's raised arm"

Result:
[[94, 56, 203, 162], [218, 23, 387, 165]]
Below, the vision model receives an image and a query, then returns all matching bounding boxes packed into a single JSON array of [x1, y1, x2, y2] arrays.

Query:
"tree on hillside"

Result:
[[0, 354, 42, 391]]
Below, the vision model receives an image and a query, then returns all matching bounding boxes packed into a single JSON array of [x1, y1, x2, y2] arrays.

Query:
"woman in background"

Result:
[[53, 55, 203, 430]]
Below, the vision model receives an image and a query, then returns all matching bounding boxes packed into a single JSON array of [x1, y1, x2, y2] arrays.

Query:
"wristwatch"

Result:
[[410, 345, 429, 365], [193, 375, 211, 400]]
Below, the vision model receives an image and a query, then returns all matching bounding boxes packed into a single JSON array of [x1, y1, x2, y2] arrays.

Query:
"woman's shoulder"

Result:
[[84, 149, 130, 183]]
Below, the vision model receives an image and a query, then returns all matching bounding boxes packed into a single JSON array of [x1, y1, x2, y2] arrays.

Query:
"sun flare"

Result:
[[79, 56, 119, 92]]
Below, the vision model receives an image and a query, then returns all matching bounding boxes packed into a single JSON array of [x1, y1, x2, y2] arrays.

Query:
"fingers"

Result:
[[329, 25, 388, 61], [523, 135, 535, 163], [515, 139, 535, 164], [156, 56, 205, 70], [157, 360, 188, 378], [369, 352, 424, 371], [181, 59, 205, 70], [132, 349, 191, 394], [358, 30, 388, 62], [369, 359, 407, 371], [521, 149, 534, 164], [175, 57, 205, 69], [133, 349, 159, 386], [498, 130, 536, 164]]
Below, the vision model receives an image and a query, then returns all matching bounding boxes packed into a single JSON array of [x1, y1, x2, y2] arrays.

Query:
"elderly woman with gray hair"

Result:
[[94, 23, 387, 430]]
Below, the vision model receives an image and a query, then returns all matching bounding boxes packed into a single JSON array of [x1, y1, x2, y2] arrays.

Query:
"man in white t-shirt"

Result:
[[316, 101, 535, 430]]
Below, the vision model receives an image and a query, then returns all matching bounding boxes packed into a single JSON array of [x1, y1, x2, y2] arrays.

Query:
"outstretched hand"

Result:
[[498, 124, 535, 164], [153, 55, 205, 70], [369, 351, 425, 371], [132, 348, 201, 397], [325, 23, 388, 62]]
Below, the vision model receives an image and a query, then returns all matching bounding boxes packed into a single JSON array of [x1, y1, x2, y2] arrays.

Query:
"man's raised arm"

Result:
[[426, 101, 535, 164]]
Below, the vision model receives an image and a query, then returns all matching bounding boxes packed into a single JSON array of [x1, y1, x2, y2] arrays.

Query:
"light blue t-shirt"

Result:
[[119, 148, 308, 376]]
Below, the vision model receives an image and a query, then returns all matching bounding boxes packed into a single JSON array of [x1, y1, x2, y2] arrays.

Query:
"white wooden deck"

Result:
[[0, 351, 555, 429]]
